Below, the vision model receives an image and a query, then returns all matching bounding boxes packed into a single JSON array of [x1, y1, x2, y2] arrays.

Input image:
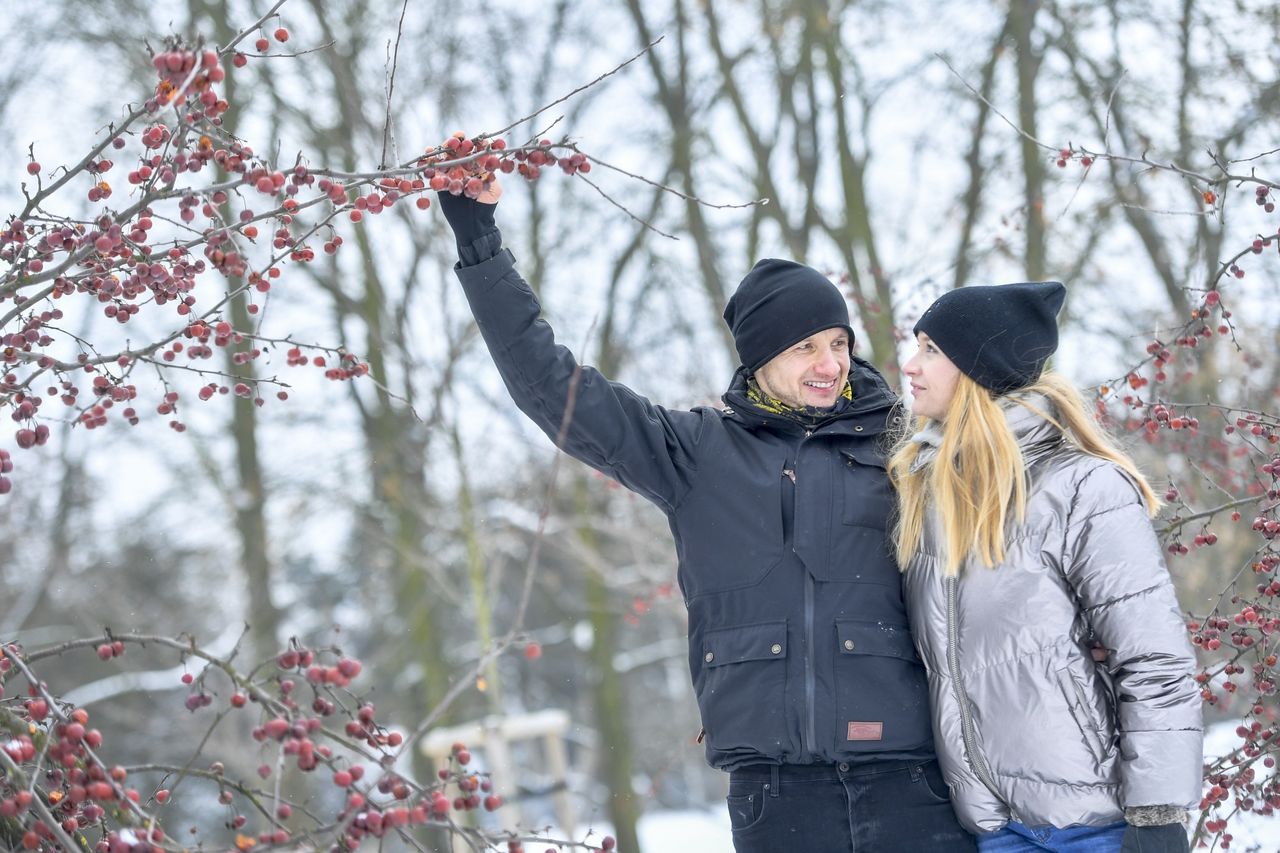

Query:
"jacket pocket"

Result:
[[840, 448, 893, 530], [832, 620, 931, 753], [696, 621, 790, 754], [1055, 666, 1113, 765]]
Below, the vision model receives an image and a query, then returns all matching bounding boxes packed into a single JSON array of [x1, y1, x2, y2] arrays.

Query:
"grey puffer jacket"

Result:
[[902, 396, 1203, 835]]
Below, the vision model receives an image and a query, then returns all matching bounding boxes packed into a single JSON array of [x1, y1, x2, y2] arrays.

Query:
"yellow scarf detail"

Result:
[[745, 378, 854, 415]]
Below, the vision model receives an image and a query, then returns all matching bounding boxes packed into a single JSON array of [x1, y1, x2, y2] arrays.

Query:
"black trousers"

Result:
[[726, 759, 977, 853]]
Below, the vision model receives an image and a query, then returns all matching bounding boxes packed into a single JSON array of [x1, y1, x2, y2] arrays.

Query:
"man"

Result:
[[437, 183, 974, 852]]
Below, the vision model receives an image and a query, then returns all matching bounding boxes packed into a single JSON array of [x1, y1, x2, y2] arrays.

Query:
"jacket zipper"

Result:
[[788, 427, 819, 753], [804, 548, 817, 756], [782, 448, 817, 760], [945, 574, 1010, 813]]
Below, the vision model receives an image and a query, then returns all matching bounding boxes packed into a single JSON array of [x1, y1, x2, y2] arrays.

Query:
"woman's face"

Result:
[[903, 332, 962, 420]]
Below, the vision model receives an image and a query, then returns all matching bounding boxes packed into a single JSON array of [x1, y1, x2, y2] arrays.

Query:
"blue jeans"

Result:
[[977, 821, 1127, 852], [726, 759, 975, 852]]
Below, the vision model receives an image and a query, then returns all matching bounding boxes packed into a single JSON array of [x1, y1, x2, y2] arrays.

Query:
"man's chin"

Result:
[[802, 391, 839, 409]]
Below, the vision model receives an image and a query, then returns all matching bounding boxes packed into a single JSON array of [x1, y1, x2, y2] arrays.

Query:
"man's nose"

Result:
[[813, 350, 839, 376]]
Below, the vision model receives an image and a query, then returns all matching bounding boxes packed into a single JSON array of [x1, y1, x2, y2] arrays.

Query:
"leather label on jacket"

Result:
[[847, 721, 883, 741]]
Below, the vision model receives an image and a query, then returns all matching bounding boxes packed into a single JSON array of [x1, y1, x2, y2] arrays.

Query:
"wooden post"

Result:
[[421, 709, 576, 835]]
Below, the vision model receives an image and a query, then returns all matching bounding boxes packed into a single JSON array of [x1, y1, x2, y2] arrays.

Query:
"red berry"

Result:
[[255, 37, 269, 52], [274, 27, 289, 42], [26, 162, 40, 175], [336, 658, 361, 678], [333, 770, 353, 787]]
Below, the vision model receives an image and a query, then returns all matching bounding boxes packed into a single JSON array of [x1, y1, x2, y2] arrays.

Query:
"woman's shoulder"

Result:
[[1035, 450, 1147, 515]]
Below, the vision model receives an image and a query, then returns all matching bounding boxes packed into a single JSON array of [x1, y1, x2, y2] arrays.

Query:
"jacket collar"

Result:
[[909, 391, 1064, 471], [720, 355, 897, 434]]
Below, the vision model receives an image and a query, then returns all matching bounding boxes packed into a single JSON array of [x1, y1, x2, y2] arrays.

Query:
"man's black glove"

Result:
[[435, 190, 498, 258], [1119, 823, 1189, 853]]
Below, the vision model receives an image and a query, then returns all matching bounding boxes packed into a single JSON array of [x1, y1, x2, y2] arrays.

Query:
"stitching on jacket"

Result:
[[1065, 461, 1146, 528], [1067, 500, 1144, 530], [951, 636, 1077, 677], [992, 768, 1119, 790], [1079, 582, 1166, 614]]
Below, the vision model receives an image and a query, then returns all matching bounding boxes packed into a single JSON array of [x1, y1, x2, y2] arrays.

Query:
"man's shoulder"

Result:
[[848, 355, 900, 407]]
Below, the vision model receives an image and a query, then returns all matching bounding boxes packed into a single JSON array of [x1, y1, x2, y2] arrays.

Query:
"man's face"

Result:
[[754, 327, 851, 409]]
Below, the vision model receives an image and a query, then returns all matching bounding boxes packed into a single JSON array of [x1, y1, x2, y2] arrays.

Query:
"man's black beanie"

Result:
[[913, 281, 1066, 394], [723, 259, 853, 372]]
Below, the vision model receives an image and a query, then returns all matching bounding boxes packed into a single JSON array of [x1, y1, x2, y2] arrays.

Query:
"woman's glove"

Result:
[[1119, 822, 1189, 853]]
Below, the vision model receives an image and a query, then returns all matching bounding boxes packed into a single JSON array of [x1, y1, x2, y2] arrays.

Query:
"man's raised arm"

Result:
[[436, 188, 703, 513]]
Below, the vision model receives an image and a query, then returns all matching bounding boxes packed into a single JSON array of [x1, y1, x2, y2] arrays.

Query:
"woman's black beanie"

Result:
[[913, 281, 1066, 393], [723, 259, 854, 372]]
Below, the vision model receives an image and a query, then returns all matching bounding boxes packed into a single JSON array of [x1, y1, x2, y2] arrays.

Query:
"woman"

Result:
[[887, 281, 1202, 853]]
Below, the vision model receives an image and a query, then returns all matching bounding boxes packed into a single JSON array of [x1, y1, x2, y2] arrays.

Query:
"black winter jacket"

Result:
[[455, 246, 933, 770]]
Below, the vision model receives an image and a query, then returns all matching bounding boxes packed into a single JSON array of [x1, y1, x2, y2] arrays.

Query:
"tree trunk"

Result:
[[194, 0, 281, 660], [1011, 0, 1047, 282]]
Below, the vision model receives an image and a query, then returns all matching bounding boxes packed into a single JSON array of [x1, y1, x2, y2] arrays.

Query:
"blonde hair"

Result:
[[886, 370, 1159, 576]]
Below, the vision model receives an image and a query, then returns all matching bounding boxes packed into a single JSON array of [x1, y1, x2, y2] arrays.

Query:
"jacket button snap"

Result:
[[854, 425, 864, 431], [704, 652, 715, 663], [770, 643, 782, 655], [838, 762, 849, 772], [844, 639, 855, 651]]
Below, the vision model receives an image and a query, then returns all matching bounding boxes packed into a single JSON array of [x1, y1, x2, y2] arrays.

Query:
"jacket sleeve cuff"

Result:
[[457, 227, 503, 267], [454, 247, 518, 300], [1119, 729, 1203, 810], [1124, 805, 1187, 826]]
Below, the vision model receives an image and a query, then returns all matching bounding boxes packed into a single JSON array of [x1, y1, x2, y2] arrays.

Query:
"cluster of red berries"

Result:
[[418, 132, 510, 198], [1054, 148, 1093, 169], [3, 48, 600, 497], [1255, 184, 1275, 214], [0, 651, 155, 853], [150, 47, 227, 119], [416, 132, 589, 199]]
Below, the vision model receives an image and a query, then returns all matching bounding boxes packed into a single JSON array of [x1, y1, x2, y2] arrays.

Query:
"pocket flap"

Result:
[[841, 447, 887, 469], [703, 621, 788, 668], [836, 620, 916, 660]]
